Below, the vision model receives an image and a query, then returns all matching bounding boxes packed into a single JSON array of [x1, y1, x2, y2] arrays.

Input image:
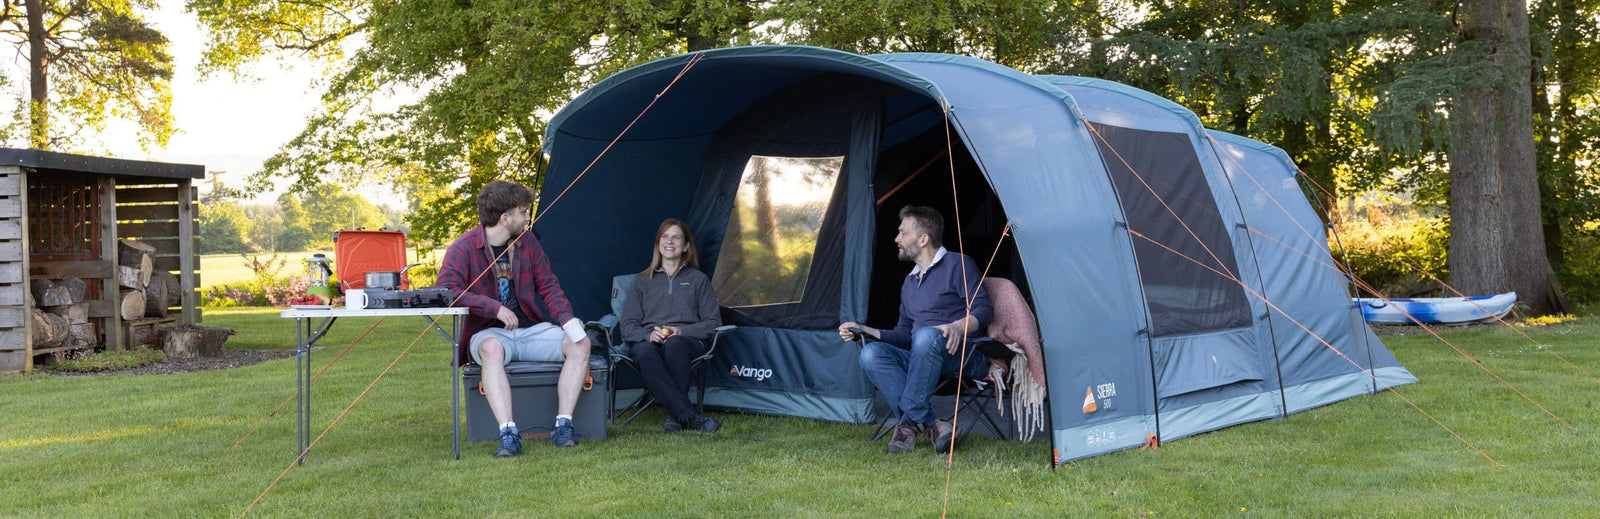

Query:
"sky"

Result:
[[79, 3, 404, 208]]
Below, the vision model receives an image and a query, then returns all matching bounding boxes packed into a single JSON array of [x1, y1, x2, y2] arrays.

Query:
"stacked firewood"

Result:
[[28, 275, 95, 349], [116, 239, 180, 321]]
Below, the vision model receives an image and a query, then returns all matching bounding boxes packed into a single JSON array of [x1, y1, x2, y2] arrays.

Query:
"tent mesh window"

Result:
[[1092, 124, 1252, 336], [712, 155, 843, 311]]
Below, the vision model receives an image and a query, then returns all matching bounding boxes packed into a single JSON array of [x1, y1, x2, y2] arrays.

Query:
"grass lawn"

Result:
[[2, 308, 1597, 517]]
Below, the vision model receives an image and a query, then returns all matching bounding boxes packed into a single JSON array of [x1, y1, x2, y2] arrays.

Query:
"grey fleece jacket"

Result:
[[619, 266, 721, 342]]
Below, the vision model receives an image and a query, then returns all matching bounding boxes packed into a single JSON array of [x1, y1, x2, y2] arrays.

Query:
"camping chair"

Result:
[[860, 333, 1015, 443], [587, 273, 735, 426]]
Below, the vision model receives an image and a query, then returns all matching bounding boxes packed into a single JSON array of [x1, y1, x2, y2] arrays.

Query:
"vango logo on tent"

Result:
[[1082, 386, 1098, 413], [728, 364, 773, 382]]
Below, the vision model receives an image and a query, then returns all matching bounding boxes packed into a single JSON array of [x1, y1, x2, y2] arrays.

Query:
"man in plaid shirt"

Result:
[[437, 180, 592, 457]]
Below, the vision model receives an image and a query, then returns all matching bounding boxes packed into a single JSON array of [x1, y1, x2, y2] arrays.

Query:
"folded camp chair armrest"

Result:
[[587, 314, 619, 333], [705, 325, 736, 358]]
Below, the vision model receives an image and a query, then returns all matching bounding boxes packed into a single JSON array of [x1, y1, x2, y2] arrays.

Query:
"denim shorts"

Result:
[[469, 322, 566, 365]]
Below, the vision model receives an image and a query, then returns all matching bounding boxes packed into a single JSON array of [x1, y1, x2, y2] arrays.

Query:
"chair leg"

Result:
[[869, 413, 895, 441], [695, 363, 708, 415], [954, 390, 1008, 442], [618, 394, 657, 426]]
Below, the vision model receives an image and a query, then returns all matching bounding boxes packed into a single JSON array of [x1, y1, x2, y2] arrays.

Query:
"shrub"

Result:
[[1331, 201, 1449, 298], [1556, 225, 1600, 305]]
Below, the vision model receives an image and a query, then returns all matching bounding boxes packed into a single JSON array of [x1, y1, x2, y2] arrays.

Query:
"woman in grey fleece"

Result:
[[619, 219, 724, 433]]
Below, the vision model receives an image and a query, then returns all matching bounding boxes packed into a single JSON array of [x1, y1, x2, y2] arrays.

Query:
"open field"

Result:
[[1, 308, 1596, 517]]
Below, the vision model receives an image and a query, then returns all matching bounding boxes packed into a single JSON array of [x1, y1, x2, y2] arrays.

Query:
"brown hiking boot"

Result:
[[932, 418, 956, 454], [886, 422, 919, 454]]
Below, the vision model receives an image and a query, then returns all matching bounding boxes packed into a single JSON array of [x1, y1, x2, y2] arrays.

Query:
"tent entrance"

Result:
[[866, 119, 1031, 327]]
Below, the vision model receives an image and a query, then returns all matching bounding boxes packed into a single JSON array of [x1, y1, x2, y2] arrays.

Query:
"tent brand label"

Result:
[[1083, 382, 1117, 413], [729, 365, 773, 382]]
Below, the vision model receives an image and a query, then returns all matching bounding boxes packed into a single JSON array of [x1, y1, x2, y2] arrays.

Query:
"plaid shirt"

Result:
[[437, 226, 576, 363]]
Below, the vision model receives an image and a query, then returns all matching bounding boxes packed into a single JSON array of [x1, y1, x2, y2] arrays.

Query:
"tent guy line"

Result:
[[1241, 225, 1575, 430], [1127, 229, 1499, 464], [1205, 129, 1599, 390]]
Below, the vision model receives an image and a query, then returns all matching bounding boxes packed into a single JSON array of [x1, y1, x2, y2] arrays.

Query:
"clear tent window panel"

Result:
[[713, 155, 844, 308]]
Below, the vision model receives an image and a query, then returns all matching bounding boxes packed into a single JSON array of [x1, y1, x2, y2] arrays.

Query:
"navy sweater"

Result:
[[877, 250, 993, 348]]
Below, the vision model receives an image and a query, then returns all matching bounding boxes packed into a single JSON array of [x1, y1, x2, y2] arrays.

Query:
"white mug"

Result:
[[345, 289, 369, 309]]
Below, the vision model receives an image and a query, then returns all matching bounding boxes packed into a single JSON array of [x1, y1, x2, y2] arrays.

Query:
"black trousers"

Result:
[[628, 335, 708, 422]]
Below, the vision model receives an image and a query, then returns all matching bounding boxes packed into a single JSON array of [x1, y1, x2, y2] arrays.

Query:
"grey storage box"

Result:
[[462, 355, 611, 442]]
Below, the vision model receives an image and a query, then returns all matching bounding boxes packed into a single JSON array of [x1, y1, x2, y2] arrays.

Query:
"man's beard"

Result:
[[897, 247, 914, 262]]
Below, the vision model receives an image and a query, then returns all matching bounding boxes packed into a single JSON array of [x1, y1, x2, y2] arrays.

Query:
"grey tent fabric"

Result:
[[537, 45, 1415, 465]]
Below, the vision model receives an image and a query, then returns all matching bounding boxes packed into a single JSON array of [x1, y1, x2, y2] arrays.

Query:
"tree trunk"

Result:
[[1449, 0, 1567, 316], [1492, 0, 1566, 315], [26, 0, 47, 149], [162, 325, 235, 359]]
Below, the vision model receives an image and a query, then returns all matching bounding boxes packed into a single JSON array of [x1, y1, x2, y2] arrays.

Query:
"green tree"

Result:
[[243, 203, 283, 252], [300, 184, 385, 245], [275, 193, 316, 252], [197, 201, 251, 254], [2, 0, 173, 150]]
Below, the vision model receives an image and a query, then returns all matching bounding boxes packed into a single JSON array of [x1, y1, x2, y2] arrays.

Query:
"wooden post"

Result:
[[100, 176, 120, 352], [1, 166, 29, 372], [178, 180, 198, 324]]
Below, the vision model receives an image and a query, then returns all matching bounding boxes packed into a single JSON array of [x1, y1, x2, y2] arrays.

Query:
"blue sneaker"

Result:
[[551, 417, 579, 447], [494, 426, 522, 457]]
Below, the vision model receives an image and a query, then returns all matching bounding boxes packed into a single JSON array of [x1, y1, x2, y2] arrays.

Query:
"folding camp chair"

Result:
[[861, 335, 1015, 443], [587, 273, 734, 426]]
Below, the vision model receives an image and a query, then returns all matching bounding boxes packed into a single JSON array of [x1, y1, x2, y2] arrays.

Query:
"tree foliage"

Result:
[[197, 201, 251, 254], [1, 0, 173, 150]]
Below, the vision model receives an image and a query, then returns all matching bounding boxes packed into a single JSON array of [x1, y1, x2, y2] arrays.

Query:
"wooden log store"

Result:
[[0, 149, 204, 373]]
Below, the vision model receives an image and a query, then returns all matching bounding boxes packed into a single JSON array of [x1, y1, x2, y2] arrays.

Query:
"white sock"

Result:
[[500, 421, 516, 432], [555, 415, 572, 425]]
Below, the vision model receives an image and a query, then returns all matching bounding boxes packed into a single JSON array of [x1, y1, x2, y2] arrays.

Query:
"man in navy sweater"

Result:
[[840, 206, 992, 454]]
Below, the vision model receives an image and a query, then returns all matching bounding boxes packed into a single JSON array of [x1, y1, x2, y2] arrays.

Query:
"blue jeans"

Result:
[[858, 327, 988, 427]]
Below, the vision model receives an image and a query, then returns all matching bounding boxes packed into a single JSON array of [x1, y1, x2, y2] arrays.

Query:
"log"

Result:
[[120, 289, 147, 321], [29, 309, 68, 347], [130, 323, 159, 348], [162, 325, 235, 359], [57, 275, 87, 303], [67, 323, 96, 347], [34, 285, 72, 307], [117, 239, 154, 287], [143, 278, 169, 317], [117, 266, 144, 289], [152, 270, 182, 308], [46, 303, 89, 324]]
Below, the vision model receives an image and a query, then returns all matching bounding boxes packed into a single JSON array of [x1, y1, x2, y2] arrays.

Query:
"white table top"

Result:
[[279, 306, 471, 318]]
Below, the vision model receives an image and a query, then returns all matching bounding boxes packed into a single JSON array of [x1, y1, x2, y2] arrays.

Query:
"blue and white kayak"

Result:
[[1355, 292, 1517, 324]]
